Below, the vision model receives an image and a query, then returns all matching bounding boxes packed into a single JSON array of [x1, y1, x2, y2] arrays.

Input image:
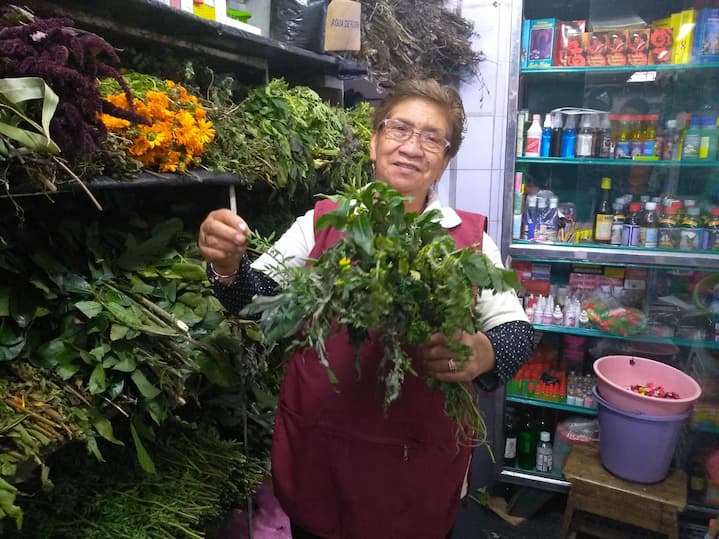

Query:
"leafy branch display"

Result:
[[243, 182, 519, 442], [0, 212, 278, 529]]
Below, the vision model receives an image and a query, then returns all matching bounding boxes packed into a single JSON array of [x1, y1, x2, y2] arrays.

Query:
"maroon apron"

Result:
[[272, 198, 487, 539]]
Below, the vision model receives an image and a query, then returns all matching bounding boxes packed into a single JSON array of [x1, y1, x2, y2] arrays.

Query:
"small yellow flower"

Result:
[[338, 257, 352, 271]]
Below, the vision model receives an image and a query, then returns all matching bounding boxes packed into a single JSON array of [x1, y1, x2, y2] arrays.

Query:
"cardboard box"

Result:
[[554, 20, 587, 66], [627, 28, 650, 65], [324, 0, 361, 52], [527, 18, 556, 68], [606, 30, 629, 66], [649, 26, 673, 64], [586, 31, 609, 66]]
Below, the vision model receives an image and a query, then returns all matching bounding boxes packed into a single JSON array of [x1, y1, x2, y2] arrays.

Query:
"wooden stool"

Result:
[[560, 444, 687, 539]]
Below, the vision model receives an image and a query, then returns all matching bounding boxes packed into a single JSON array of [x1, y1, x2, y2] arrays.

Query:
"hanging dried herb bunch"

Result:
[[359, 0, 483, 87]]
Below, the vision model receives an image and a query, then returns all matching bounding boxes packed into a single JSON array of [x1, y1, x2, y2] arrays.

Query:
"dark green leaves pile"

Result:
[[9, 425, 265, 539], [243, 182, 519, 441]]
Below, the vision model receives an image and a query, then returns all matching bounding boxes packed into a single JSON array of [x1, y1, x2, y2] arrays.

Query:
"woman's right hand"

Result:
[[198, 209, 251, 276]]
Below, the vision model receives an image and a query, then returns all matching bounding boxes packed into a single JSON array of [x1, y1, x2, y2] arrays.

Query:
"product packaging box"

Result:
[[554, 20, 587, 66], [606, 30, 629, 66], [527, 18, 557, 68], [193, 0, 216, 21], [586, 31, 609, 66], [324, 0, 361, 51], [693, 8, 719, 63], [671, 8, 697, 63], [520, 18, 530, 68], [649, 25, 673, 64], [627, 28, 650, 65]]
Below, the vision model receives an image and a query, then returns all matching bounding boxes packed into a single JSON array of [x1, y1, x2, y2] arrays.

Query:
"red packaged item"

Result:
[[649, 27, 673, 63], [627, 28, 650, 65], [554, 20, 587, 66], [607, 30, 629, 66], [586, 31, 609, 65]]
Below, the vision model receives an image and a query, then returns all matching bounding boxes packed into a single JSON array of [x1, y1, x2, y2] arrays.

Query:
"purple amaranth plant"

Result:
[[0, 5, 148, 161]]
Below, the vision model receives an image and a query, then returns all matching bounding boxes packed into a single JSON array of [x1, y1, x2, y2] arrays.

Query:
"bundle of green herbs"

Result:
[[7, 424, 265, 539], [243, 182, 518, 442], [202, 78, 372, 198]]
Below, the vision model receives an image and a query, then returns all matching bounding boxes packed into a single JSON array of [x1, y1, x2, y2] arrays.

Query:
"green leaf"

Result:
[[0, 324, 24, 361], [88, 364, 107, 394], [112, 352, 136, 372], [90, 411, 123, 446], [348, 211, 373, 257], [131, 369, 161, 399], [75, 300, 103, 319], [110, 324, 130, 341], [0, 76, 60, 156], [35, 338, 76, 368], [105, 302, 142, 327], [130, 421, 156, 474], [56, 358, 81, 380]]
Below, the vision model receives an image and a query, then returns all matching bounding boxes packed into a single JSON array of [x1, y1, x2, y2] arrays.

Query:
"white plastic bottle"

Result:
[[525, 114, 543, 157]]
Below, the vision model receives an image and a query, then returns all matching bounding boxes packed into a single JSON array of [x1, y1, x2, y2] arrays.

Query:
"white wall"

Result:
[[438, 0, 516, 248]]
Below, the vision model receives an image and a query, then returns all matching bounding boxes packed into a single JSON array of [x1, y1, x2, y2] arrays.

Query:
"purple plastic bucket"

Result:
[[592, 386, 689, 483]]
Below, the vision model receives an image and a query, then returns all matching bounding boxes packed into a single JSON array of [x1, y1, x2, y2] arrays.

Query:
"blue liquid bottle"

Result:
[[561, 115, 577, 159]]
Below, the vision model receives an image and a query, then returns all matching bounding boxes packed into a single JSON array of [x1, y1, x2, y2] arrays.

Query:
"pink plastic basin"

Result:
[[593, 355, 701, 416]]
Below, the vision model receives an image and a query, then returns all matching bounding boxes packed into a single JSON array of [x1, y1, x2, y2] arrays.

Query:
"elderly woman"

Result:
[[198, 79, 533, 539]]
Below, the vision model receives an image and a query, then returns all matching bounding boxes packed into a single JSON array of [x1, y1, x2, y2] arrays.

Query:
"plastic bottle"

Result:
[[593, 176, 613, 243], [622, 201, 642, 247], [682, 116, 702, 160], [550, 113, 563, 157], [639, 201, 658, 248], [703, 207, 719, 250], [610, 201, 625, 246], [699, 114, 719, 160], [630, 115, 644, 157], [595, 113, 613, 158], [541, 197, 560, 242], [679, 207, 702, 250], [661, 119, 678, 160], [575, 114, 595, 158], [525, 113, 542, 157], [614, 114, 632, 158], [540, 113, 552, 157], [536, 431, 553, 473], [642, 114, 659, 157], [658, 202, 680, 249], [561, 115, 577, 159], [521, 194, 538, 240]]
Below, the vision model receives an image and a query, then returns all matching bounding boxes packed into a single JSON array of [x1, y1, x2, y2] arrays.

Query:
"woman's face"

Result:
[[370, 97, 451, 212]]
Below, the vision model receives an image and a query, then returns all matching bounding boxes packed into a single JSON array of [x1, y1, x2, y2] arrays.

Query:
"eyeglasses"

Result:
[[379, 118, 451, 154]]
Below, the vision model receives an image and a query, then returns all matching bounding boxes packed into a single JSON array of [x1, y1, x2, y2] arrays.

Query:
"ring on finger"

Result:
[[447, 358, 457, 373]]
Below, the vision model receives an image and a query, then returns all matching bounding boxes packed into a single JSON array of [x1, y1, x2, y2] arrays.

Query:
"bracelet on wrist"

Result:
[[209, 262, 239, 280]]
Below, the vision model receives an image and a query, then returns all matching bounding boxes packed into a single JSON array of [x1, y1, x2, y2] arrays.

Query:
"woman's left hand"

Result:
[[418, 331, 496, 383]]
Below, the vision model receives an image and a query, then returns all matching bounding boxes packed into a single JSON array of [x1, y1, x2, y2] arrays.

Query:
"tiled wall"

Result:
[[438, 0, 515, 249]]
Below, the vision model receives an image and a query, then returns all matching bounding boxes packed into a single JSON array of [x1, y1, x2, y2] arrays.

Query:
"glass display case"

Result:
[[499, 0, 719, 513]]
